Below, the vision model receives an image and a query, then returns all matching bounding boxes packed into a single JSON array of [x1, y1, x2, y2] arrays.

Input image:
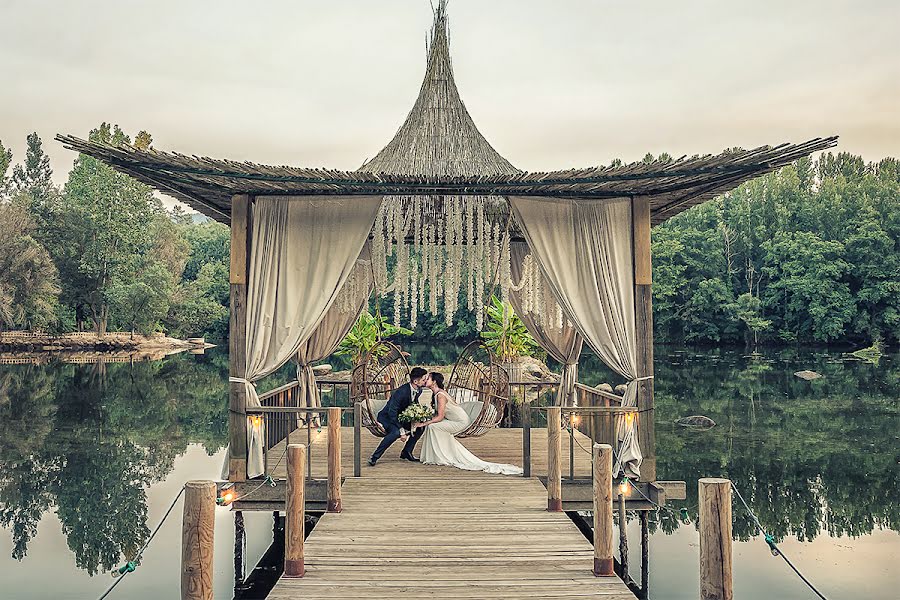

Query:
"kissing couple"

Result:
[[368, 367, 523, 475]]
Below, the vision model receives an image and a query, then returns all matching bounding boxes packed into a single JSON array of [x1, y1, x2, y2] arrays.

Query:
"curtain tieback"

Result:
[[633, 375, 654, 382], [229, 377, 252, 384]]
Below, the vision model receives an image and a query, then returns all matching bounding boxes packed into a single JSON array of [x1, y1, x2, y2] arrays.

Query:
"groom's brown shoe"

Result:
[[400, 453, 420, 462]]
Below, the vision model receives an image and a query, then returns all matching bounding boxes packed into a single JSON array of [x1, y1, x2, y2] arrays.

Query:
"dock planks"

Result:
[[267, 432, 633, 600]]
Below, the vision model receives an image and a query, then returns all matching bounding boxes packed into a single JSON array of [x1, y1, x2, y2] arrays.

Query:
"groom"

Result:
[[368, 367, 428, 466]]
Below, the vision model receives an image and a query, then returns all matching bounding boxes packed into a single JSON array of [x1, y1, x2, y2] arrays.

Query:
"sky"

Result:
[[1, 0, 898, 209]]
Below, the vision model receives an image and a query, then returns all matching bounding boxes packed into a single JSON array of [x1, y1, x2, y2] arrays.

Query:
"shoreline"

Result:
[[0, 331, 213, 354]]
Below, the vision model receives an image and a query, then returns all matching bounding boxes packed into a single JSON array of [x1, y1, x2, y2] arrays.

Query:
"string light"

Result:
[[249, 415, 262, 428], [618, 477, 630, 496], [110, 561, 136, 579], [217, 483, 236, 506], [624, 411, 635, 426]]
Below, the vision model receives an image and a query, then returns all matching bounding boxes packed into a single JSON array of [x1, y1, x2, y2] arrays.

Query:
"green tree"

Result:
[[10, 133, 57, 226], [57, 124, 161, 333], [0, 204, 60, 330]]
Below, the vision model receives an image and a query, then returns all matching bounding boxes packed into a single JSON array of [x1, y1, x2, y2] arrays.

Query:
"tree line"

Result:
[[1, 128, 896, 346], [0, 127, 230, 339]]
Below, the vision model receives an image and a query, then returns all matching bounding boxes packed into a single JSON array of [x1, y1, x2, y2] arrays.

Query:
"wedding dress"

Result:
[[420, 391, 523, 475]]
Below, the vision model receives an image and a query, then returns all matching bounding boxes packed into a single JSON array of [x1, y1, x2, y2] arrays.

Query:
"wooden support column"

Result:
[[547, 407, 562, 511], [285, 444, 306, 578], [327, 407, 342, 512], [228, 194, 251, 482], [632, 196, 656, 481], [592, 444, 615, 577], [181, 481, 215, 600], [699, 478, 733, 600]]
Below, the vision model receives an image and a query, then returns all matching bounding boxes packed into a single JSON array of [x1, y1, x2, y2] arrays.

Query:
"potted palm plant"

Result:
[[336, 311, 413, 365], [480, 296, 540, 382]]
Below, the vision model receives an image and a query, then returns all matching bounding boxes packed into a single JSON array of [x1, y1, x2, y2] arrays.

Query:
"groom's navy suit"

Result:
[[371, 382, 423, 461]]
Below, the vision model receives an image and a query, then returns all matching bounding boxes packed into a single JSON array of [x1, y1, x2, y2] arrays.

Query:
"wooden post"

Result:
[[233, 510, 245, 589], [522, 401, 531, 478], [181, 481, 215, 600], [327, 407, 342, 512], [618, 492, 629, 581], [547, 406, 562, 511], [632, 196, 656, 481], [228, 194, 251, 482], [592, 444, 615, 577], [353, 401, 362, 477], [699, 478, 733, 600], [284, 444, 306, 578]]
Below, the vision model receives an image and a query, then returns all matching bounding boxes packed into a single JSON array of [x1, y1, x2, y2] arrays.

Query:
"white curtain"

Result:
[[508, 241, 583, 407], [233, 195, 382, 478], [509, 196, 643, 478], [295, 245, 374, 419]]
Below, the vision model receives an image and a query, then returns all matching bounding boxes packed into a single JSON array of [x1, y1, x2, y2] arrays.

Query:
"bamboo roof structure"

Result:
[[55, 2, 837, 227]]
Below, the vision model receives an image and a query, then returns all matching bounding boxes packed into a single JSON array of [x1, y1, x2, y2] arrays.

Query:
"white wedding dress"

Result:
[[420, 391, 523, 475]]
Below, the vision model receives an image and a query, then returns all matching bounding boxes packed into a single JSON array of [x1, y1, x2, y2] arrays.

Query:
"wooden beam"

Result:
[[632, 196, 656, 481], [228, 194, 251, 482]]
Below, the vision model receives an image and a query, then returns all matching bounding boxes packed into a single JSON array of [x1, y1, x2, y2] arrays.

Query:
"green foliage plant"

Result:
[[480, 296, 540, 362], [336, 311, 413, 364]]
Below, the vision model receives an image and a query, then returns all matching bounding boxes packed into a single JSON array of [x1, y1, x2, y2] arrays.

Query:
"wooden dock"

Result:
[[268, 469, 634, 599]]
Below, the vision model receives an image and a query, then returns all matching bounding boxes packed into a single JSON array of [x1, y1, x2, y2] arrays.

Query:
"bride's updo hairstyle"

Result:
[[429, 372, 445, 389]]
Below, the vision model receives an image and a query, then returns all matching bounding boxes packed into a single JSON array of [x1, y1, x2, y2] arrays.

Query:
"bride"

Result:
[[412, 372, 523, 475]]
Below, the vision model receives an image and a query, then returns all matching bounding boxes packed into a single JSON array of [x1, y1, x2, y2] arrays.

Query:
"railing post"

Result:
[[592, 444, 615, 577], [522, 400, 531, 478], [569, 411, 575, 480], [699, 478, 733, 600], [284, 444, 306, 578], [353, 402, 362, 477], [181, 480, 215, 600], [327, 407, 342, 512], [547, 406, 562, 511]]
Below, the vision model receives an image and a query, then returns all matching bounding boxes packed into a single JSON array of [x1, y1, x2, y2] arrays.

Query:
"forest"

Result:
[[1, 126, 897, 347]]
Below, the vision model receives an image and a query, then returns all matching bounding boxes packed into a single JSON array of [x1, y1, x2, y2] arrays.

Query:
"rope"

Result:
[[730, 483, 829, 600], [97, 486, 186, 600]]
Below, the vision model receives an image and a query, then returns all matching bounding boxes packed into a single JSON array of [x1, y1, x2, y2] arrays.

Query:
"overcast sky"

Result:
[[1, 0, 898, 206]]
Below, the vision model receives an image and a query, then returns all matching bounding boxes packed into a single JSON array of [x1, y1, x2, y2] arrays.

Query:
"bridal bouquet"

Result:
[[398, 403, 434, 424]]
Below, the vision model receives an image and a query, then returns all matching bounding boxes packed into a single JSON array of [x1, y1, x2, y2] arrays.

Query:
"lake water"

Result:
[[0, 346, 897, 599]]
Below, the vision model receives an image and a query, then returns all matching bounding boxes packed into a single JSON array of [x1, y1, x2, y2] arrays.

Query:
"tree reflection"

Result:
[[648, 348, 899, 541], [0, 353, 227, 574]]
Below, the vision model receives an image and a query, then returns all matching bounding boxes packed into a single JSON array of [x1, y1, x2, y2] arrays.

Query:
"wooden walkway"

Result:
[[268, 468, 634, 599]]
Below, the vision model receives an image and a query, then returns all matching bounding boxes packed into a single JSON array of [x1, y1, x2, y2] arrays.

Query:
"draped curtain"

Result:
[[295, 244, 374, 418], [508, 196, 643, 478], [508, 241, 583, 407], [233, 195, 382, 478]]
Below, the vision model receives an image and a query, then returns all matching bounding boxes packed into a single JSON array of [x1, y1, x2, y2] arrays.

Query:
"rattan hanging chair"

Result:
[[351, 341, 410, 437], [446, 341, 510, 438]]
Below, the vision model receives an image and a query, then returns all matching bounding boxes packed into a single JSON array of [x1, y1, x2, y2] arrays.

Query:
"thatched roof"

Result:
[[358, 2, 518, 177], [55, 2, 837, 226], [55, 134, 838, 226]]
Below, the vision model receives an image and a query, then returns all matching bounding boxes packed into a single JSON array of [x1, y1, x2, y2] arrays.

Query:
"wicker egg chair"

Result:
[[446, 341, 510, 438], [350, 341, 410, 437]]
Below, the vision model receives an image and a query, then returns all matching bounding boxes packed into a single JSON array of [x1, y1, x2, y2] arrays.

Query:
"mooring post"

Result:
[[592, 443, 615, 577], [547, 406, 562, 511], [699, 478, 733, 600], [522, 400, 531, 478], [181, 480, 215, 600], [618, 492, 629, 581], [284, 444, 306, 578], [327, 407, 342, 512], [353, 401, 362, 477], [233, 510, 245, 591]]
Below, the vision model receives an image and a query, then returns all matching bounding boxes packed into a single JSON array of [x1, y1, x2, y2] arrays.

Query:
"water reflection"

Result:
[[0, 346, 896, 580], [0, 353, 228, 574]]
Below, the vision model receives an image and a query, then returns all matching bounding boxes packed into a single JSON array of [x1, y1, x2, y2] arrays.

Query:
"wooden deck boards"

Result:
[[264, 426, 595, 480], [268, 472, 634, 599]]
